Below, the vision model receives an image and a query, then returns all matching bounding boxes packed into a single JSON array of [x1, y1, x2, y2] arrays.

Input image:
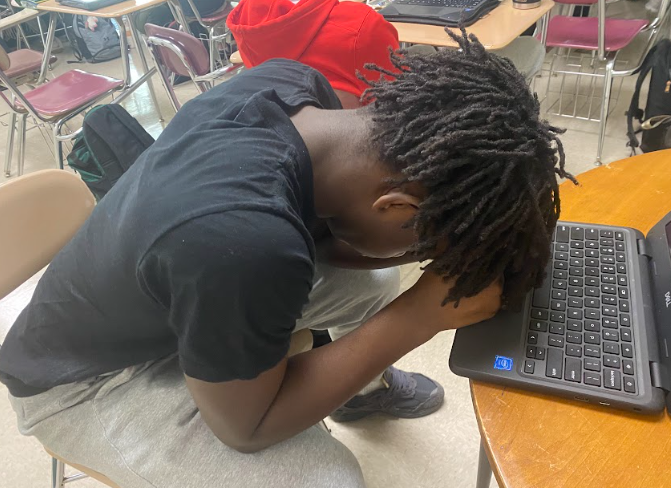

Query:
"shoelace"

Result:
[[380, 366, 418, 409]]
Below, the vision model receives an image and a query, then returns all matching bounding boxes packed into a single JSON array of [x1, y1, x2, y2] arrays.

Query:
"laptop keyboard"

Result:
[[394, 0, 485, 8], [523, 224, 637, 394]]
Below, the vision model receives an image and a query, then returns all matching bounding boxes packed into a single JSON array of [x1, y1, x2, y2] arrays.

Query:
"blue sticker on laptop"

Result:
[[493, 355, 513, 371]]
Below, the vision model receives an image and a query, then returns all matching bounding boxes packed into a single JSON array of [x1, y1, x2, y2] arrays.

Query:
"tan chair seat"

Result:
[[44, 448, 119, 488]]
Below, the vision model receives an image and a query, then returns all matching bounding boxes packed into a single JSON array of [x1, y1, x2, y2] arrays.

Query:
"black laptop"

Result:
[[379, 0, 501, 27], [449, 212, 671, 415]]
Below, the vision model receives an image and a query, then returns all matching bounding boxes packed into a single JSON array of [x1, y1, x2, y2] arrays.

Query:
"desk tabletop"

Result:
[[472, 150, 671, 488], [0, 8, 40, 31], [37, 0, 166, 18], [391, 0, 553, 49]]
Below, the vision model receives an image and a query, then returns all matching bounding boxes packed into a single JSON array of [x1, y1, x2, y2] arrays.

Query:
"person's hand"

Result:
[[397, 270, 502, 335]]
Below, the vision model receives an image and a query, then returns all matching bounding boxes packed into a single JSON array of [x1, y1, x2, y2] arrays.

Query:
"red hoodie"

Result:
[[226, 0, 400, 99]]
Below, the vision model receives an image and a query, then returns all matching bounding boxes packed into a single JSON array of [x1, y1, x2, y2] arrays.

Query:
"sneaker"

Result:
[[329, 366, 444, 422]]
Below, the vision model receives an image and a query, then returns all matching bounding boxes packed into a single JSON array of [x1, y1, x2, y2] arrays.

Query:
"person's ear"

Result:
[[372, 190, 420, 215]]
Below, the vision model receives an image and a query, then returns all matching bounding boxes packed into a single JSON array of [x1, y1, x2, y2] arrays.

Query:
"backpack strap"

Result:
[[627, 42, 662, 149]]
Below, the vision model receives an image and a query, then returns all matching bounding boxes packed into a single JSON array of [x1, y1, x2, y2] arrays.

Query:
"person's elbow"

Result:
[[212, 430, 269, 454]]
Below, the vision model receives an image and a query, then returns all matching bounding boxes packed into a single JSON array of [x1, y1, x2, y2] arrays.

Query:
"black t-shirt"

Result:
[[0, 59, 342, 397]]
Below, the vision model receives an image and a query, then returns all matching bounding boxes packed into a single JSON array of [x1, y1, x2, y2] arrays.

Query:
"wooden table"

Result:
[[35, 0, 186, 119], [473, 150, 671, 488], [391, 0, 553, 49]]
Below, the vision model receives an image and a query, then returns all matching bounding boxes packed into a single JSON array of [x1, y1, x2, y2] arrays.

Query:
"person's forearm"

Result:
[[246, 295, 432, 450]]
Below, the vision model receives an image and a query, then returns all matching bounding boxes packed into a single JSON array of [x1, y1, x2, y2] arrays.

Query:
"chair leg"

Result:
[[51, 457, 65, 488], [596, 59, 615, 166], [208, 29, 217, 72], [476, 440, 493, 488], [16, 114, 27, 177], [4, 112, 16, 177], [53, 125, 64, 170]]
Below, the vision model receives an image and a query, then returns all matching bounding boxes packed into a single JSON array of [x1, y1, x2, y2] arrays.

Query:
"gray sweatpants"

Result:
[[9, 264, 400, 488]]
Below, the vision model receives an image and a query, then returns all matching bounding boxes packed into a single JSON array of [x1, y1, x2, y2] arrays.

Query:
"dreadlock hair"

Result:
[[361, 28, 577, 308]]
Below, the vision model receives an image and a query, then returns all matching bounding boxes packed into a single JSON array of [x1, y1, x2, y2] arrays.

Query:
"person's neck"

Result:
[[290, 106, 371, 218]]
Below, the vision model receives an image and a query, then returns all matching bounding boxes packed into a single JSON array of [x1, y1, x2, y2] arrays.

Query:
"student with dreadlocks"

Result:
[[1, 30, 573, 488]]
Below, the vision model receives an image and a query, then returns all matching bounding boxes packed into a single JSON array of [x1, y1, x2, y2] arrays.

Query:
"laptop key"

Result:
[[584, 372, 601, 386], [530, 321, 548, 332], [585, 298, 599, 308], [565, 357, 581, 382], [548, 336, 564, 348], [586, 258, 599, 267], [555, 225, 570, 243], [586, 228, 599, 240], [568, 308, 583, 320], [622, 344, 634, 358], [603, 342, 619, 355], [566, 332, 582, 344], [570, 249, 584, 258], [555, 261, 568, 270], [601, 265, 616, 274], [569, 268, 584, 277], [531, 309, 549, 320], [618, 287, 629, 299], [615, 231, 625, 241], [585, 309, 601, 320], [527, 332, 538, 345], [624, 377, 636, 394], [585, 345, 601, 357], [620, 301, 630, 313], [586, 287, 600, 297], [555, 243, 569, 252], [584, 358, 601, 371], [555, 251, 568, 261], [533, 279, 552, 308], [552, 289, 567, 300], [603, 329, 619, 341], [623, 359, 634, 375], [621, 329, 632, 342], [551, 301, 566, 311], [600, 230, 614, 238], [553, 279, 567, 290], [601, 275, 616, 284], [524, 360, 535, 374], [586, 277, 599, 286], [571, 226, 585, 240], [601, 256, 615, 265], [602, 317, 618, 329], [615, 241, 626, 251], [570, 258, 583, 267], [535, 347, 546, 360], [618, 275, 628, 286], [601, 247, 614, 256], [568, 287, 583, 297], [601, 285, 616, 295], [586, 241, 599, 249], [569, 298, 583, 308], [602, 296, 617, 305], [584, 320, 600, 332], [526, 346, 537, 358], [567, 320, 582, 331], [603, 355, 621, 369], [586, 267, 599, 277], [546, 347, 563, 378], [569, 277, 583, 287], [604, 368, 622, 390], [616, 252, 626, 263], [620, 314, 631, 327], [584, 332, 600, 345], [570, 241, 584, 249], [550, 312, 565, 323], [617, 264, 627, 274], [585, 249, 599, 258], [566, 345, 582, 357], [549, 323, 565, 335], [602, 306, 617, 317], [554, 270, 568, 279]]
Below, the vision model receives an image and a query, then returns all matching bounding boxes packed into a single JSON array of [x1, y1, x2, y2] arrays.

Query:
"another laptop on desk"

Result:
[[379, 0, 501, 27], [449, 212, 671, 415]]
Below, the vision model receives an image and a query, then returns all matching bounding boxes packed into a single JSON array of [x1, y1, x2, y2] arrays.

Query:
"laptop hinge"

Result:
[[638, 239, 651, 259], [650, 362, 671, 392]]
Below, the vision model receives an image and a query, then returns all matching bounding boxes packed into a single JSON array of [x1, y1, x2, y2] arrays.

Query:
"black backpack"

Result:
[[627, 39, 671, 153], [67, 105, 155, 201]]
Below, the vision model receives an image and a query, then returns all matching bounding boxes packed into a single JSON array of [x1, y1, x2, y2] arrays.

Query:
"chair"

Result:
[[542, 0, 671, 164], [0, 169, 317, 487], [170, 0, 234, 71], [144, 23, 240, 110], [0, 44, 123, 177]]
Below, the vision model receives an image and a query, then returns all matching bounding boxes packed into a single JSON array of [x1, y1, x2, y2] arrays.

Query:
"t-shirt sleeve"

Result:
[[137, 210, 314, 383]]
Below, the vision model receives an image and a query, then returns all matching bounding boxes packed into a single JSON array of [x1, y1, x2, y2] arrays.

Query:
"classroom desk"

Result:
[[390, 0, 553, 49], [35, 0, 187, 120], [473, 150, 671, 488]]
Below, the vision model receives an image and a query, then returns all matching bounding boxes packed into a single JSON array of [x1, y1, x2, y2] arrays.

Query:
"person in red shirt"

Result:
[[227, 0, 400, 109]]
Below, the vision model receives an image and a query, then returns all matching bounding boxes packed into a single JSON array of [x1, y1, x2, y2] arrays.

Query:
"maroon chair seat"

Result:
[[15, 69, 123, 118], [545, 16, 648, 52], [145, 23, 211, 77]]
